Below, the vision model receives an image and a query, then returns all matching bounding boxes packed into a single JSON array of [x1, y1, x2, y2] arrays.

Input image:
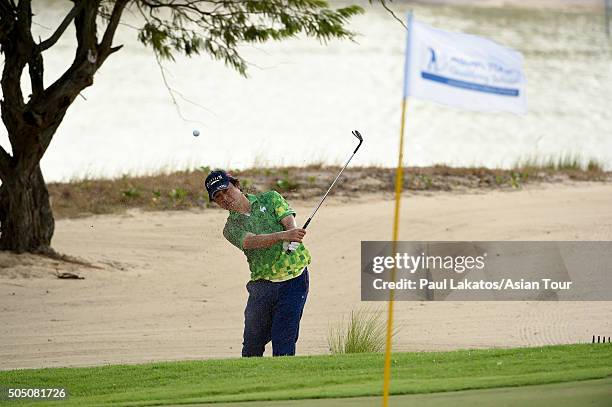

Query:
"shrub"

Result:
[[328, 307, 398, 354]]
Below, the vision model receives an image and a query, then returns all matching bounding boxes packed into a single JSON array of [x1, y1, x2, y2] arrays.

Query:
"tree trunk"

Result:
[[0, 164, 54, 253]]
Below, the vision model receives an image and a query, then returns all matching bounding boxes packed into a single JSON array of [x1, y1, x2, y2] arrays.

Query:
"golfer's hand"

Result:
[[282, 241, 300, 252], [283, 228, 306, 243]]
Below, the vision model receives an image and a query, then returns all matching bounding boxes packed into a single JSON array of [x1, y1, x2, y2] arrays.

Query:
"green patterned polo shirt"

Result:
[[223, 191, 311, 282]]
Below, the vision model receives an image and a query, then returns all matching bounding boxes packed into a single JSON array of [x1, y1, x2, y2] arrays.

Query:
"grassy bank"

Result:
[[1, 344, 611, 406], [48, 163, 611, 219]]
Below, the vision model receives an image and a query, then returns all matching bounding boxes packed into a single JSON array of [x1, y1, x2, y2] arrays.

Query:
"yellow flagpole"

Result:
[[382, 96, 408, 407], [382, 12, 412, 406]]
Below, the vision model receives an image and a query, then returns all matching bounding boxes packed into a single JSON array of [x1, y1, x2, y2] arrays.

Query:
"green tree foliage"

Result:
[[131, 0, 363, 74]]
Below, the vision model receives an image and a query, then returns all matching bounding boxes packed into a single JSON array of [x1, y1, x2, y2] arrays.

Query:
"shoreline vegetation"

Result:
[[48, 161, 610, 219]]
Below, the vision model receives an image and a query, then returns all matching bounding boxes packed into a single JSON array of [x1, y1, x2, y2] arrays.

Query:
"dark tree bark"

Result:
[[0, 165, 54, 253]]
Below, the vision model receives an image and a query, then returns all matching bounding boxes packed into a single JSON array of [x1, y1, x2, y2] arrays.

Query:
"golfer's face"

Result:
[[213, 184, 241, 211]]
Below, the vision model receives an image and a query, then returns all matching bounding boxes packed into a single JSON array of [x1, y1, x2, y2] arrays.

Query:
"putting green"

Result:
[[177, 377, 612, 407]]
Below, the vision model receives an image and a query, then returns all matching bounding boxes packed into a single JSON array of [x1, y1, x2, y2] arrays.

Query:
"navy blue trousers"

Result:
[[242, 268, 309, 357]]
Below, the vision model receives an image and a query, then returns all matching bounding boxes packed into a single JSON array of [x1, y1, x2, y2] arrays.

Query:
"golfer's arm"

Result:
[[242, 215, 296, 250], [280, 214, 297, 231], [242, 231, 286, 249]]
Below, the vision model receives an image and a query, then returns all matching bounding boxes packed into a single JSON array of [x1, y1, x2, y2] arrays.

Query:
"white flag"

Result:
[[403, 16, 527, 114]]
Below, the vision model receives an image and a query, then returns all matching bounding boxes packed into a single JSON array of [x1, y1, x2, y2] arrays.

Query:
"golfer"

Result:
[[205, 170, 311, 357]]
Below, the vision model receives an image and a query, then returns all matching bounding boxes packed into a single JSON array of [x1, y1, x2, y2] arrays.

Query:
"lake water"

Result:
[[1, 0, 611, 181]]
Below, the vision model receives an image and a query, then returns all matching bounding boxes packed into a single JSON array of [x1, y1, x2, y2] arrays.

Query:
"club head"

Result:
[[351, 130, 364, 154]]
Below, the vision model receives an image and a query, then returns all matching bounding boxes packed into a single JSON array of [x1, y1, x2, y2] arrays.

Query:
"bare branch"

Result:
[[28, 51, 43, 99], [28, 2, 102, 159], [107, 44, 123, 55], [377, 0, 407, 30], [38, 1, 85, 51], [152, 50, 206, 125], [74, 1, 100, 56], [97, 0, 129, 65]]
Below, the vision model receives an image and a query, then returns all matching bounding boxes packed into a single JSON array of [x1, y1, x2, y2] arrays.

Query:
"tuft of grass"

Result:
[[274, 170, 300, 191], [275, 178, 299, 191], [168, 187, 188, 200], [197, 165, 211, 174], [328, 307, 397, 354], [553, 156, 581, 171], [240, 177, 254, 193], [514, 154, 604, 172], [587, 160, 603, 172], [121, 187, 141, 199], [413, 174, 433, 190], [509, 172, 523, 189]]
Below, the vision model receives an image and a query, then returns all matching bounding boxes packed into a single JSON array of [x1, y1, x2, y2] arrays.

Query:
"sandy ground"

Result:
[[1, 182, 611, 370]]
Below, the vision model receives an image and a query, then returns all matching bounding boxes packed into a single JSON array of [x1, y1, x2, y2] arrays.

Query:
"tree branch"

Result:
[[74, 0, 100, 57], [29, 1, 100, 113], [376, 0, 407, 30], [38, 1, 85, 51], [28, 51, 44, 99], [97, 0, 129, 66], [152, 50, 208, 125], [25, 1, 101, 162]]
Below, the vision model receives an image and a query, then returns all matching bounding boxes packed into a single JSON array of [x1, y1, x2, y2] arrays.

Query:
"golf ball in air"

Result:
[[193, 129, 200, 137]]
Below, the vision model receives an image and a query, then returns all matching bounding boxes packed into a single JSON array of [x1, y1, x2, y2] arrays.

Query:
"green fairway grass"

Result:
[[1, 344, 611, 406]]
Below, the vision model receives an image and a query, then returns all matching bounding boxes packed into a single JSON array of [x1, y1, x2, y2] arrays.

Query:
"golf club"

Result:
[[286, 130, 364, 253]]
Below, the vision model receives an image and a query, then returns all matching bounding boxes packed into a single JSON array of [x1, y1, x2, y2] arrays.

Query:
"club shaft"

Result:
[[286, 130, 363, 253], [303, 152, 356, 228]]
